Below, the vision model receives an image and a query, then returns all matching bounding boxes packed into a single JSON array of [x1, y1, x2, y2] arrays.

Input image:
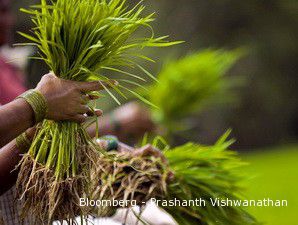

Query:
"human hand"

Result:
[[112, 102, 155, 140], [95, 139, 165, 162], [95, 138, 174, 181], [130, 144, 174, 181], [132, 144, 167, 162], [35, 73, 114, 123]]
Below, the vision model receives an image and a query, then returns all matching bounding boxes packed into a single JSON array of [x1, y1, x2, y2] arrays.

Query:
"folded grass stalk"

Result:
[[16, 0, 179, 223], [91, 131, 257, 225]]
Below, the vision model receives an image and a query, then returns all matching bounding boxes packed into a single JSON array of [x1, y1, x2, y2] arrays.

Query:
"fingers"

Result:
[[77, 105, 103, 117], [86, 109, 103, 117], [134, 144, 167, 163], [77, 105, 91, 114], [79, 81, 103, 92], [43, 72, 57, 79], [94, 109, 103, 117], [72, 114, 87, 123], [88, 94, 100, 100], [95, 139, 109, 150], [75, 80, 118, 92], [135, 144, 171, 181], [80, 94, 90, 104], [133, 144, 172, 182], [117, 142, 135, 153], [72, 108, 103, 124]]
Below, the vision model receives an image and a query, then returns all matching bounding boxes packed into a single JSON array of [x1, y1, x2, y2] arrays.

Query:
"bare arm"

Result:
[[0, 128, 35, 195], [87, 114, 118, 138], [0, 129, 131, 194], [0, 73, 116, 193], [0, 133, 165, 195], [87, 102, 155, 142], [0, 73, 114, 148], [0, 99, 34, 148]]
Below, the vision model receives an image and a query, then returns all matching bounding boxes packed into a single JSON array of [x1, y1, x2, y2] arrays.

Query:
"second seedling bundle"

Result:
[[16, 0, 257, 224]]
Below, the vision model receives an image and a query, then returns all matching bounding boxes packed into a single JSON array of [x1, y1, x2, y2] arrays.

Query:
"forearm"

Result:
[[0, 140, 23, 195], [0, 99, 34, 147], [87, 102, 155, 143], [0, 128, 34, 195], [87, 115, 119, 138]]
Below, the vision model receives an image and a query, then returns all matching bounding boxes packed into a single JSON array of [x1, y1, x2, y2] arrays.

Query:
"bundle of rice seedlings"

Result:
[[91, 131, 258, 225], [142, 49, 244, 135], [16, 0, 179, 223], [161, 131, 257, 225], [90, 150, 167, 217]]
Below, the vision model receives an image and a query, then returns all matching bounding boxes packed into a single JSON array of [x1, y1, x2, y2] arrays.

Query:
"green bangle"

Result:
[[16, 132, 31, 153], [101, 135, 119, 151], [17, 89, 48, 123], [107, 139, 119, 151]]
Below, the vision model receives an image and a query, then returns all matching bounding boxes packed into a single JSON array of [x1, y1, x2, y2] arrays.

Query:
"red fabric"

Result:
[[0, 56, 26, 105]]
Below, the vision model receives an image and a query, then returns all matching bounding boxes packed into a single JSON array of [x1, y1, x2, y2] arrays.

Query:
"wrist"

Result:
[[15, 131, 32, 154], [17, 89, 48, 123]]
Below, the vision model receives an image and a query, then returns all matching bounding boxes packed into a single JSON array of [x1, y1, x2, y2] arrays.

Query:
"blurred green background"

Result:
[[242, 145, 298, 225], [8, 0, 298, 224]]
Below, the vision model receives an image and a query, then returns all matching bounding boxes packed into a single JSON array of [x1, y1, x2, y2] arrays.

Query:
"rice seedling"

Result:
[[16, 0, 180, 224], [15, 1, 256, 224], [91, 131, 258, 225], [90, 150, 167, 217], [161, 131, 257, 225], [141, 49, 244, 136]]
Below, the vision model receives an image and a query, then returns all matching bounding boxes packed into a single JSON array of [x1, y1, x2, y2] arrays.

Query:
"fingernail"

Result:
[[95, 109, 103, 116]]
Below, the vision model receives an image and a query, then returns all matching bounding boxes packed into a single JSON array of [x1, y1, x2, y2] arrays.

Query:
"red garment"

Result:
[[0, 56, 26, 105]]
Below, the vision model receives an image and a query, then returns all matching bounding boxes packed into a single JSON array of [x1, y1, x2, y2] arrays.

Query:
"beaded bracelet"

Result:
[[17, 89, 48, 123], [16, 132, 31, 153]]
